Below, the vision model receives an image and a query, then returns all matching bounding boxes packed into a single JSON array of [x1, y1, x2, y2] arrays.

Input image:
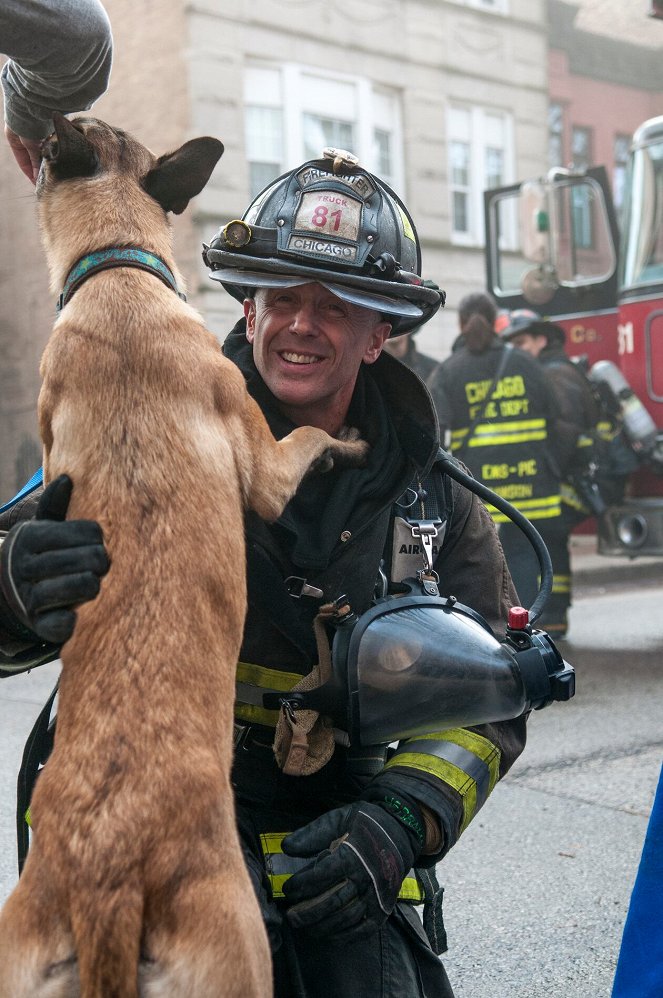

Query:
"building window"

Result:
[[613, 133, 631, 212], [548, 102, 564, 169], [448, 105, 514, 245], [244, 64, 403, 199], [571, 125, 592, 172]]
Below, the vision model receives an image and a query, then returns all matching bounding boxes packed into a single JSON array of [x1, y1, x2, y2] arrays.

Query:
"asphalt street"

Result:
[[0, 542, 661, 998], [440, 548, 663, 998]]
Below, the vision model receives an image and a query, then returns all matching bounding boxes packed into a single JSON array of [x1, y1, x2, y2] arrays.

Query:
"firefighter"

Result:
[[499, 310, 600, 637], [429, 292, 562, 610], [1, 153, 529, 997]]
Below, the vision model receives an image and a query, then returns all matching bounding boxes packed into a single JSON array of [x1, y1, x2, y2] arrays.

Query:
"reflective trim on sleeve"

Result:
[[259, 831, 424, 902], [550, 574, 571, 595], [384, 729, 501, 833], [560, 482, 587, 512]]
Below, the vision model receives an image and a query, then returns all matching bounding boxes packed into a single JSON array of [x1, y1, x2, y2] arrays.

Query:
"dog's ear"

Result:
[[142, 138, 224, 215], [41, 112, 99, 179]]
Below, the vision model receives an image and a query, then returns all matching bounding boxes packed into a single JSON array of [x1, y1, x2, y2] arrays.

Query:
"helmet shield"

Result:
[[204, 150, 445, 335]]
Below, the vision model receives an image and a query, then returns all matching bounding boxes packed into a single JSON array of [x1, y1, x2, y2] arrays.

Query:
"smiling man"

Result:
[[244, 284, 391, 434], [200, 150, 527, 998]]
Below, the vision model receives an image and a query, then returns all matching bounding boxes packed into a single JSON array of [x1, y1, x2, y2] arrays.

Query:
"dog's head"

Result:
[[39, 113, 224, 215], [37, 115, 224, 285]]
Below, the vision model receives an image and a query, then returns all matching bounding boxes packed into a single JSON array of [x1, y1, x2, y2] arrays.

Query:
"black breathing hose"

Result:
[[435, 448, 553, 625]]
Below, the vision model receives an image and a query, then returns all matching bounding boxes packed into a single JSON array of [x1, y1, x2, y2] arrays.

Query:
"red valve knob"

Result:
[[508, 606, 530, 630]]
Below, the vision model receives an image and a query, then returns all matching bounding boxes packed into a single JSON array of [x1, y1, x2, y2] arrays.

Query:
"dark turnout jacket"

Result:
[[430, 338, 562, 525]]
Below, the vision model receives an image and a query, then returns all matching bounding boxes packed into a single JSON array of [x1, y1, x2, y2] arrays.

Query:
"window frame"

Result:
[[244, 62, 404, 199], [447, 104, 515, 247]]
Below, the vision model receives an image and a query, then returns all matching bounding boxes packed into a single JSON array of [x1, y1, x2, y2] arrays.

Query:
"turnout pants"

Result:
[[238, 802, 455, 998]]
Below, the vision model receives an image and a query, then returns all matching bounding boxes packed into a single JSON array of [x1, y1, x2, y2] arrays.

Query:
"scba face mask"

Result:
[[265, 581, 574, 748]]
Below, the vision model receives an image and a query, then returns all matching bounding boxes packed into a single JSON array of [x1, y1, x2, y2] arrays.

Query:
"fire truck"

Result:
[[483, 115, 663, 557]]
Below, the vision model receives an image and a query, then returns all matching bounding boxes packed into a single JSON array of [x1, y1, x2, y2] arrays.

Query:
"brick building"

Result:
[[547, 0, 663, 215], [0, 0, 557, 499]]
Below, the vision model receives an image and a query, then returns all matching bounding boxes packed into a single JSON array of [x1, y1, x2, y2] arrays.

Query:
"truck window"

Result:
[[621, 137, 663, 290]]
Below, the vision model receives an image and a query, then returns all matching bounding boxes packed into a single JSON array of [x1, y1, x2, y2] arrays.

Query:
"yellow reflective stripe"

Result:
[[234, 702, 279, 727], [474, 419, 545, 435], [259, 831, 424, 902], [234, 661, 303, 727], [490, 506, 561, 522], [236, 661, 302, 690], [467, 431, 546, 447], [398, 875, 425, 902], [486, 494, 561, 522], [451, 425, 549, 449], [560, 482, 586, 511], [385, 729, 501, 833], [25, 807, 31, 828], [462, 419, 547, 448]]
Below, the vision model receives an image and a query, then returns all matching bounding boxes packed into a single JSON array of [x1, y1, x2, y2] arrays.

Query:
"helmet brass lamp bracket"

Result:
[[322, 146, 360, 174]]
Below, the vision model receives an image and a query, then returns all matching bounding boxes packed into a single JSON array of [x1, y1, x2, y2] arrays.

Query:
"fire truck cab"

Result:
[[484, 115, 663, 557]]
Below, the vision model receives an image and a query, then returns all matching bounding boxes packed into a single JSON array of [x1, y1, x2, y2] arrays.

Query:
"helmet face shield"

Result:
[[204, 150, 445, 335]]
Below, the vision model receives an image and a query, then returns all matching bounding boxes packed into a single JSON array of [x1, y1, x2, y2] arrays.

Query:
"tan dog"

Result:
[[0, 114, 368, 997]]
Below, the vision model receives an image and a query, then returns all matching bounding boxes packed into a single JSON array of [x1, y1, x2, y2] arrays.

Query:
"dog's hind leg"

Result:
[[142, 874, 272, 998], [0, 873, 79, 998]]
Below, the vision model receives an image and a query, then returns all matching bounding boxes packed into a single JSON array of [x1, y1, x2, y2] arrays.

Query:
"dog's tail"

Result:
[[72, 886, 144, 998]]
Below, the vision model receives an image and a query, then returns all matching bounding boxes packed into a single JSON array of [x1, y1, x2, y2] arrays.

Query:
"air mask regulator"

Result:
[[264, 448, 575, 747]]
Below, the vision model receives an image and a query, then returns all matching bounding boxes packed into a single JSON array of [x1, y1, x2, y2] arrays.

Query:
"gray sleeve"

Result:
[[1, 0, 113, 140]]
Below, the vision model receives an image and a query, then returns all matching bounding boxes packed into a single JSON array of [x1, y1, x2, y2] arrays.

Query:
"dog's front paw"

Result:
[[309, 449, 335, 475], [333, 425, 370, 466]]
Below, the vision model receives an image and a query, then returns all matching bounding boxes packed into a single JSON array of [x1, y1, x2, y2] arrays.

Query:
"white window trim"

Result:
[[448, 105, 515, 247], [247, 62, 404, 197]]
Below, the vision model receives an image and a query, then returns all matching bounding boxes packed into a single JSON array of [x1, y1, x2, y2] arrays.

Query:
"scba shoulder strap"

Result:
[[384, 461, 454, 591]]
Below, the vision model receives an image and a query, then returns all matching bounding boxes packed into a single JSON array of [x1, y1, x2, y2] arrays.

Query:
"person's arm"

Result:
[[0, 476, 109, 675], [1, 0, 112, 180]]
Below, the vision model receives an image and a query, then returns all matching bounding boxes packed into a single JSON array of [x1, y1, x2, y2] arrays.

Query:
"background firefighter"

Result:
[[429, 292, 563, 613], [499, 310, 600, 638]]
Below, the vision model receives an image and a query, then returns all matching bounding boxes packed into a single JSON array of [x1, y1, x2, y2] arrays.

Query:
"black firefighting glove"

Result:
[[281, 795, 425, 941], [0, 475, 109, 645]]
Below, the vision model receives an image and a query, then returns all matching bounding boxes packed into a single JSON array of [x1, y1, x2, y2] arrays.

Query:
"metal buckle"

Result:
[[407, 520, 443, 574], [284, 576, 324, 599]]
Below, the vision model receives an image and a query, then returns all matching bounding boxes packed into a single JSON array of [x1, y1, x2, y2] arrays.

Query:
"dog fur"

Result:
[[0, 115, 368, 997]]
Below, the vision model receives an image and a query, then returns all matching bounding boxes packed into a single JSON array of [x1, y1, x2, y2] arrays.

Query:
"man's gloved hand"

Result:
[[281, 800, 423, 941], [0, 475, 109, 644]]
